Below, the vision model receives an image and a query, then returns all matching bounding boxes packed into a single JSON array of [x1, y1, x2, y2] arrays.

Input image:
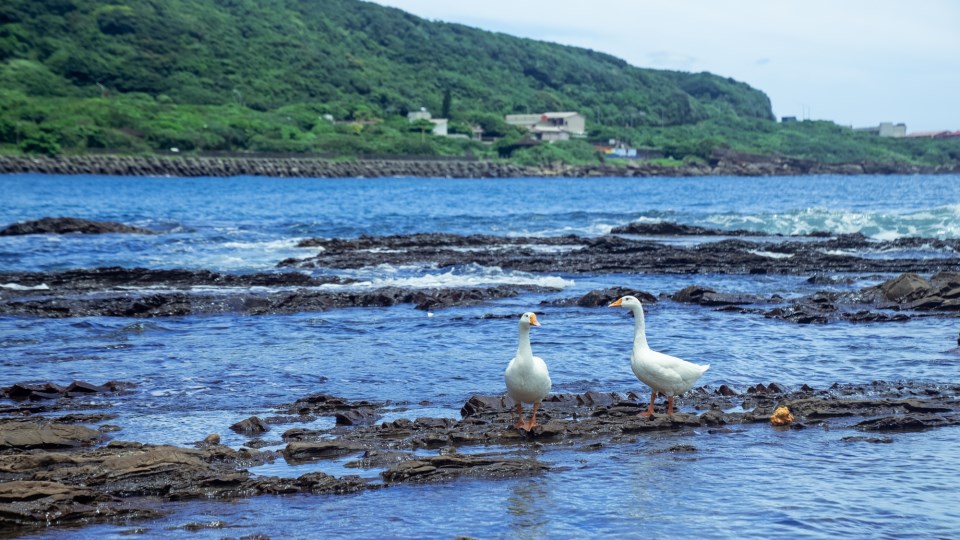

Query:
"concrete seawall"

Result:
[[1, 155, 957, 178]]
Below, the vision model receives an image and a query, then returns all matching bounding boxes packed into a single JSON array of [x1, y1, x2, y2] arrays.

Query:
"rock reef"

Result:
[[0, 217, 155, 236], [3, 379, 959, 534], [281, 231, 960, 276]]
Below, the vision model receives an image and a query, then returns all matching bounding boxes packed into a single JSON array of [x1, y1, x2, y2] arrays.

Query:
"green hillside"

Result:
[[0, 0, 957, 167]]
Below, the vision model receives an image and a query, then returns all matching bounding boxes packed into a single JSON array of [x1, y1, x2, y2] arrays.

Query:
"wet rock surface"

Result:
[[2, 380, 959, 535], [0, 217, 155, 236], [282, 231, 960, 276], [0, 266, 555, 318], [0, 266, 352, 294], [610, 222, 764, 236], [3, 229, 958, 321]]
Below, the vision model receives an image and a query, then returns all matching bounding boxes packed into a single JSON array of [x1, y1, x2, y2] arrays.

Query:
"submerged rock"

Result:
[[610, 221, 761, 236], [0, 217, 156, 236]]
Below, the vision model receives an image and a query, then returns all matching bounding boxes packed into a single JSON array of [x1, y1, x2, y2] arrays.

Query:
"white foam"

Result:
[[0, 283, 50, 291], [747, 250, 794, 259], [706, 205, 960, 240], [336, 263, 574, 290], [222, 238, 304, 250]]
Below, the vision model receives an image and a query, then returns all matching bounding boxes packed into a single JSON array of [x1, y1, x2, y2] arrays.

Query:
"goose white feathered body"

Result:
[[504, 312, 551, 430], [505, 352, 551, 405], [631, 345, 708, 397], [610, 295, 709, 415], [505, 316, 551, 404]]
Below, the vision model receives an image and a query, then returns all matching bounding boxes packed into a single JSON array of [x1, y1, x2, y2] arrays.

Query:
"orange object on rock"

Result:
[[771, 406, 794, 426]]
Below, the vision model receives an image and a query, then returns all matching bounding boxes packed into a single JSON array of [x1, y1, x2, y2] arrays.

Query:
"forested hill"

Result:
[[0, 0, 772, 127]]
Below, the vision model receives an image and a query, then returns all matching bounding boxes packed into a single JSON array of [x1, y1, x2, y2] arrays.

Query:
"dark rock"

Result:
[[878, 273, 933, 303], [717, 385, 738, 396], [381, 454, 548, 483], [295, 472, 368, 494], [856, 414, 950, 432], [806, 274, 856, 285], [562, 287, 657, 308], [230, 417, 269, 436], [5, 382, 66, 401], [0, 217, 155, 236], [335, 408, 380, 426], [461, 395, 513, 417], [345, 449, 416, 469], [65, 381, 107, 394], [278, 232, 960, 280], [610, 222, 759, 236], [0, 480, 152, 528], [841, 436, 895, 444], [178, 520, 227, 531], [283, 441, 364, 463], [671, 285, 761, 306]]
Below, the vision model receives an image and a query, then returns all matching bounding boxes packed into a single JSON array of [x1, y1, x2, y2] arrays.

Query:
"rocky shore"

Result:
[[2, 154, 958, 178], [3, 378, 959, 534], [3, 223, 959, 322]]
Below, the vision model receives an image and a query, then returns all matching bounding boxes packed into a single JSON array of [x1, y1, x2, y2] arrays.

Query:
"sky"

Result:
[[370, 0, 960, 133]]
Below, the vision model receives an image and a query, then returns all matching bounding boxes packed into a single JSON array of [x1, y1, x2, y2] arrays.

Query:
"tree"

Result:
[[441, 88, 452, 119]]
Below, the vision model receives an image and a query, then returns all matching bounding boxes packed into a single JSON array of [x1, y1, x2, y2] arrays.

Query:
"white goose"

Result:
[[609, 296, 709, 416], [504, 312, 551, 430]]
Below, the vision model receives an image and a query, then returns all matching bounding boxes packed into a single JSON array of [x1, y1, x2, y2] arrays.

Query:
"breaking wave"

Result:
[[338, 263, 575, 290], [703, 206, 960, 239]]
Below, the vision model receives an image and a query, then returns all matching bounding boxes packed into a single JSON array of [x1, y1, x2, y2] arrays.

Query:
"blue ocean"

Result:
[[2, 173, 960, 538]]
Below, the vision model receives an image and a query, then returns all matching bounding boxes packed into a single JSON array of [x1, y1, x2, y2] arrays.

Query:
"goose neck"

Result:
[[631, 305, 649, 350], [517, 323, 533, 358]]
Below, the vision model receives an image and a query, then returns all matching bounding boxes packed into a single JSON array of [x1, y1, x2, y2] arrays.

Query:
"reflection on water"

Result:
[[507, 477, 550, 538]]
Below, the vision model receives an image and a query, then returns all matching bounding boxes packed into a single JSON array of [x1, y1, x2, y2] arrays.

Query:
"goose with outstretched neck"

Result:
[[609, 296, 709, 416], [504, 312, 551, 431]]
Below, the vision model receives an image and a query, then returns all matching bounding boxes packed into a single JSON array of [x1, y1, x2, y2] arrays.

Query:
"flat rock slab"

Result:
[[0, 422, 103, 450], [0, 480, 157, 529], [0, 281, 556, 318], [381, 454, 548, 483]]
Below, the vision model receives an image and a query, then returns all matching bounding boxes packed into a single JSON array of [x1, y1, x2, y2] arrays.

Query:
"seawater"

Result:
[[2, 173, 960, 539]]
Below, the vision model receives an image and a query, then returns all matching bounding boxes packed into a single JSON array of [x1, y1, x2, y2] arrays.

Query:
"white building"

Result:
[[504, 112, 586, 141], [407, 110, 448, 136]]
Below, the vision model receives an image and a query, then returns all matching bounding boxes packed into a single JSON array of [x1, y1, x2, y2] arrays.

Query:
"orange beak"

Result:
[[529, 313, 541, 326], [608, 298, 623, 307]]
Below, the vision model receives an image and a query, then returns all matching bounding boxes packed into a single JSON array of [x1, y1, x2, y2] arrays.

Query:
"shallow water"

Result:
[[3, 173, 960, 538]]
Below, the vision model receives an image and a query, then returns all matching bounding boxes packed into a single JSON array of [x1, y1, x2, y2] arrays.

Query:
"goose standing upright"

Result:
[[609, 296, 709, 416], [504, 312, 551, 431]]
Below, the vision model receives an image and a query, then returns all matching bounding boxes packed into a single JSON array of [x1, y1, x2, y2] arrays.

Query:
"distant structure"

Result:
[[407, 109, 448, 136], [903, 130, 960, 139], [595, 139, 664, 160], [854, 122, 907, 138], [780, 116, 798, 123], [504, 112, 586, 142]]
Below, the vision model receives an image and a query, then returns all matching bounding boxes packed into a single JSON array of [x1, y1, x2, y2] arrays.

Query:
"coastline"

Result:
[[1, 154, 958, 178]]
